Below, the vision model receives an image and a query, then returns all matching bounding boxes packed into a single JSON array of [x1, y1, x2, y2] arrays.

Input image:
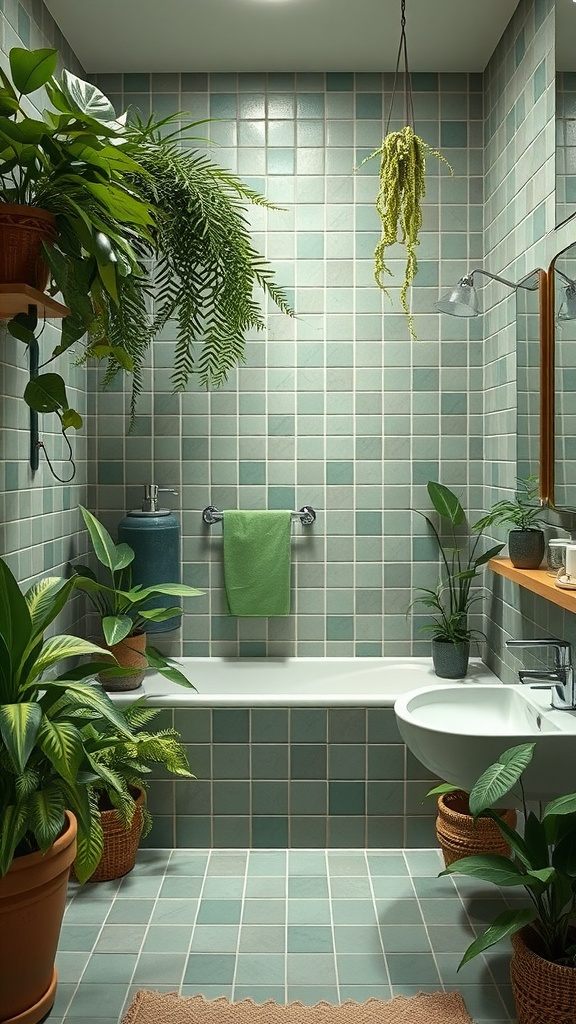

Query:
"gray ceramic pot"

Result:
[[508, 529, 545, 569], [431, 638, 470, 679]]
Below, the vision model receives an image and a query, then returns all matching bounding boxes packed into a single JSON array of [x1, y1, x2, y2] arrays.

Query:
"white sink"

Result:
[[394, 684, 576, 803]]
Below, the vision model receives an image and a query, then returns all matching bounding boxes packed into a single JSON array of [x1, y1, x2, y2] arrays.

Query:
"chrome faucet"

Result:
[[506, 638, 576, 711]]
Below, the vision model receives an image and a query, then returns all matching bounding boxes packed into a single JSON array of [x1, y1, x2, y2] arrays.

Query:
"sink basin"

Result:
[[394, 684, 576, 803]]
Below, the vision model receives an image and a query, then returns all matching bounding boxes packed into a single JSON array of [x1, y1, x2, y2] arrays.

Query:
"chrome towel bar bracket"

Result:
[[202, 505, 316, 526]]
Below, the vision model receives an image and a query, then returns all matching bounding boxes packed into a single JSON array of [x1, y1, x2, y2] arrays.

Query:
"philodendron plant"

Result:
[[441, 743, 576, 969], [0, 557, 144, 881], [72, 505, 203, 687]]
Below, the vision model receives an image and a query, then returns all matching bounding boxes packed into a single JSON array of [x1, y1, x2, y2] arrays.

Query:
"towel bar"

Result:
[[202, 505, 316, 526]]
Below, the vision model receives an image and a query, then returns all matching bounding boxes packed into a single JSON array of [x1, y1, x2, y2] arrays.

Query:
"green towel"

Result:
[[223, 510, 292, 616]]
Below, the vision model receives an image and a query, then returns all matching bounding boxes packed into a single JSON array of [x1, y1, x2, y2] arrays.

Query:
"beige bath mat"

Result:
[[121, 990, 474, 1024]]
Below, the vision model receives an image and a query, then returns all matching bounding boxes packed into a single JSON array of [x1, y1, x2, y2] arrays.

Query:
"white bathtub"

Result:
[[110, 656, 499, 707]]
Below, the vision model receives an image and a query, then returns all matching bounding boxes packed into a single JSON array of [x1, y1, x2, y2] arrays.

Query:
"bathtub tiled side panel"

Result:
[[140, 707, 439, 849]]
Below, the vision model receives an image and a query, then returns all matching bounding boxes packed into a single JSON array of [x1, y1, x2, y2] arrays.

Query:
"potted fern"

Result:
[[410, 482, 504, 678], [0, 558, 141, 1024], [0, 47, 292, 431], [72, 505, 204, 691], [75, 700, 193, 882], [474, 476, 547, 569]]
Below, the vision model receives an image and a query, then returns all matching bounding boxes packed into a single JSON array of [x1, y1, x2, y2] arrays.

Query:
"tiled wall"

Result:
[[87, 70, 486, 659], [140, 705, 438, 850], [481, 0, 566, 682], [556, 71, 576, 227], [0, 0, 89, 630]]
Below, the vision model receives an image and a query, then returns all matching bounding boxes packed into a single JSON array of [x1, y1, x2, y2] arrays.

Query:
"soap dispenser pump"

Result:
[[117, 484, 181, 633]]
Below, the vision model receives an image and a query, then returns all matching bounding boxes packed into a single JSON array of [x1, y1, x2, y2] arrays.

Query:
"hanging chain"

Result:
[[385, 0, 415, 135]]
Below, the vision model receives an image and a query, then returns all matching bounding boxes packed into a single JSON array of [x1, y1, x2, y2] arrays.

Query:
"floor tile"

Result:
[[53, 848, 515, 1023]]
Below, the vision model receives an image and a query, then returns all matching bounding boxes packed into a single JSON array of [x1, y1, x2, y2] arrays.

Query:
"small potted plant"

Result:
[[473, 476, 547, 569], [75, 700, 193, 882], [410, 481, 504, 678], [441, 742, 576, 1024], [72, 505, 204, 691], [0, 558, 142, 1023]]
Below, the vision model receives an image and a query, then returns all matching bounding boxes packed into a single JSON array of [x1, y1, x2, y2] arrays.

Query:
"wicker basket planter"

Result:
[[511, 926, 576, 1024], [0, 204, 56, 291], [87, 787, 145, 883], [436, 790, 517, 866]]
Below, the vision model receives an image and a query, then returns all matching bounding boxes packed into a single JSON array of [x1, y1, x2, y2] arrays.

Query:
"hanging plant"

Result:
[[358, 0, 453, 339]]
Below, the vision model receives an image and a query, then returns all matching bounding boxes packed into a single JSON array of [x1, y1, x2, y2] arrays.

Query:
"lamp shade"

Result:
[[435, 276, 480, 317]]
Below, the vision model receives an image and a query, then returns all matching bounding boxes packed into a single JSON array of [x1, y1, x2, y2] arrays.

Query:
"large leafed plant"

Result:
[[0, 47, 293, 429], [0, 557, 143, 881]]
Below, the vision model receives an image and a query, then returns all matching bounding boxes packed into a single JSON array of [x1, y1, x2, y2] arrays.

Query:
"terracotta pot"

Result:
[[436, 790, 517, 867], [98, 629, 148, 691], [0, 811, 77, 1024], [82, 787, 146, 883], [511, 926, 576, 1024], [0, 204, 57, 291]]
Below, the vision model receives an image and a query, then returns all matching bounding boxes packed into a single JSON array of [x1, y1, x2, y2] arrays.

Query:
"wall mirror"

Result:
[[556, 0, 576, 227], [517, 270, 547, 495], [545, 242, 576, 510]]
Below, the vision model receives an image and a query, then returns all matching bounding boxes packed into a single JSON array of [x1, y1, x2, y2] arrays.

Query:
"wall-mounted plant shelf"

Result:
[[488, 557, 576, 613], [0, 284, 69, 320]]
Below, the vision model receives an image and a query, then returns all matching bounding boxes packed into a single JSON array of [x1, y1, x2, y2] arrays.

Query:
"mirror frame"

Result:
[[543, 249, 575, 510]]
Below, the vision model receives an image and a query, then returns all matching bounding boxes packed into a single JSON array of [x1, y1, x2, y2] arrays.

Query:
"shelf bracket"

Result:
[[29, 329, 39, 472]]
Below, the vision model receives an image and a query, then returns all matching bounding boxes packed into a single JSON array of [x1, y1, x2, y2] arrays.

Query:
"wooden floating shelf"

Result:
[[488, 557, 576, 613], [0, 284, 69, 319]]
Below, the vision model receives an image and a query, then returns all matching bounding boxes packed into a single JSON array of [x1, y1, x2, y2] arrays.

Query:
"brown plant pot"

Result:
[[98, 629, 148, 691], [436, 790, 517, 867], [0, 811, 77, 1024], [0, 204, 57, 291], [511, 926, 576, 1024], [87, 788, 145, 883]]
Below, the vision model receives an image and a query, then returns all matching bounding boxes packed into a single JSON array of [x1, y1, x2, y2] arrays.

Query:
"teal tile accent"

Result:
[[213, 709, 250, 743], [534, 58, 547, 102], [213, 781, 250, 815], [239, 462, 266, 485], [356, 94, 382, 119], [288, 926, 333, 952], [290, 745, 327, 779], [251, 709, 289, 743], [326, 461, 354, 484], [328, 709, 366, 743], [290, 709, 327, 743], [326, 74, 353, 91], [290, 781, 327, 814], [355, 511, 382, 535], [440, 121, 468, 147], [252, 816, 289, 847], [326, 616, 353, 641], [329, 782, 366, 814], [252, 781, 288, 813], [184, 953, 236, 983]]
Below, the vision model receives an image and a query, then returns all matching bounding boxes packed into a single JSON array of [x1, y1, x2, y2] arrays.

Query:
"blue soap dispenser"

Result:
[[117, 484, 181, 633]]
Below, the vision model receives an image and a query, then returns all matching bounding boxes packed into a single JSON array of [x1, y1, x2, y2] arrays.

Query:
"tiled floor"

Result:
[[51, 848, 519, 1024]]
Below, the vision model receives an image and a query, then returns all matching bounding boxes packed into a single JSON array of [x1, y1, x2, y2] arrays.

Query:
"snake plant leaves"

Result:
[[9, 47, 57, 95], [468, 743, 535, 817]]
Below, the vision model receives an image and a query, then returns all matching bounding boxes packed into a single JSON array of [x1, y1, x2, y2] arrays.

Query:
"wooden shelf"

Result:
[[488, 557, 576, 613], [0, 284, 69, 319]]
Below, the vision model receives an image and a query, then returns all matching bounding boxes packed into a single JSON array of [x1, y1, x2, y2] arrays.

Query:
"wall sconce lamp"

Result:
[[555, 268, 576, 321], [435, 268, 539, 318]]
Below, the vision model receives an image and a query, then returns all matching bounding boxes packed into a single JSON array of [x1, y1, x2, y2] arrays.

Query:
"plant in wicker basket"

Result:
[[79, 699, 194, 882], [429, 785, 517, 867], [439, 743, 576, 1024]]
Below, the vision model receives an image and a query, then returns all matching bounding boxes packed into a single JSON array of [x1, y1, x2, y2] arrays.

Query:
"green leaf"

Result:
[[9, 47, 58, 95], [474, 543, 506, 567], [134, 583, 204, 600], [458, 907, 536, 968], [24, 373, 69, 414], [427, 481, 465, 525], [441, 854, 530, 887], [0, 702, 42, 771], [28, 787, 66, 851], [74, 811, 104, 883], [552, 831, 576, 875], [30, 635, 109, 681], [144, 645, 196, 689], [544, 793, 576, 818], [79, 505, 134, 572], [527, 867, 556, 885], [39, 719, 84, 784], [7, 313, 37, 345], [425, 783, 460, 798], [60, 70, 117, 122], [138, 606, 183, 622], [468, 743, 535, 816], [0, 804, 28, 876], [102, 615, 134, 646], [42, 680, 135, 737], [61, 407, 83, 431], [25, 575, 74, 637], [0, 559, 32, 687], [524, 810, 551, 870]]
